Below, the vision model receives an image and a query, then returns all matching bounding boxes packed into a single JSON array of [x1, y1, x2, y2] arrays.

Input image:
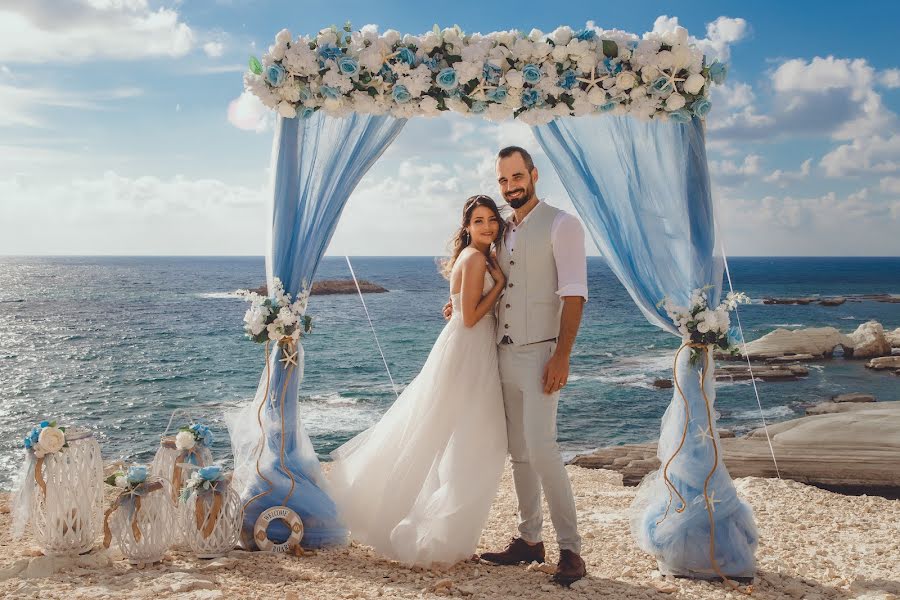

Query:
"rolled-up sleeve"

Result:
[[551, 211, 588, 301]]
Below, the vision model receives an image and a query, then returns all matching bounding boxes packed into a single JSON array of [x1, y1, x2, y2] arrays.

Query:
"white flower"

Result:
[[683, 73, 706, 95], [383, 29, 401, 46], [114, 475, 128, 488], [616, 71, 637, 91], [175, 430, 196, 450], [419, 96, 440, 116], [551, 44, 569, 62], [277, 101, 297, 118], [504, 69, 524, 88], [528, 28, 544, 42], [587, 86, 607, 105], [654, 50, 675, 70], [269, 43, 287, 62], [275, 29, 292, 45], [283, 44, 319, 76], [671, 46, 693, 70], [420, 32, 441, 52], [550, 26, 573, 46], [531, 41, 552, 59], [37, 426, 65, 454], [316, 30, 337, 47], [665, 93, 686, 111], [495, 31, 515, 47]]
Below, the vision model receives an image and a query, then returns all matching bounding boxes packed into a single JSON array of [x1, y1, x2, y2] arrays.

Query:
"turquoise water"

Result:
[[1, 256, 898, 490]]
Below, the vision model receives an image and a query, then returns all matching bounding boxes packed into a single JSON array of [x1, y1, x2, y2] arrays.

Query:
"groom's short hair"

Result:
[[497, 146, 535, 173]]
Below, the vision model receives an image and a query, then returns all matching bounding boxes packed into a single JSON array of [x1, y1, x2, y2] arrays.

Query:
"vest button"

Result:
[[508, 283, 513, 288], [504, 324, 509, 329], [505, 304, 510, 309], [510, 260, 515, 265]]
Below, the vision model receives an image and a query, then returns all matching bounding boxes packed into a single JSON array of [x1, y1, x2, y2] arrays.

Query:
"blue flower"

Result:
[[436, 67, 459, 90], [602, 58, 622, 75], [691, 98, 712, 118], [470, 101, 488, 114], [597, 100, 618, 113], [30, 428, 40, 443], [265, 64, 286, 87], [395, 47, 416, 65], [574, 29, 596, 41], [318, 45, 343, 62], [557, 69, 577, 90], [337, 56, 359, 77], [379, 64, 396, 84], [126, 465, 148, 485], [668, 109, 692, 124], [423, 57, 440, 72], [651, 76, 673, 95], [320, 85, 341, 99], [24, 437, 32, 449], [198, 465, 223, 481], [190, 423, 213, 446], [392, 84, 412, 103], [521, 88, 541, 108], [709, 62, 728, 85], [298, 86, 312, 102], [522, 64, 542, 85], [483, 62, 502, 84], [299, 106, 316, 119], [487, 86, 508, 103], [40, 421, 49, 428]]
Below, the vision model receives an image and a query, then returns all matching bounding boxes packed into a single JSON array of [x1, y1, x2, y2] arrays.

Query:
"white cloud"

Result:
[[880, 176, 900, 195], [651, 15, 749, 62], [878, 68, 900, 89], [0, 0, 194, 63], [0, 77, 143, 128], [227, 91, 274, 133], [0, 171, 267, 254], [764, 158, 812, 187], [709, 154, 762, 187], [820, 134, 900, 177], [203, 41, 225, 58]]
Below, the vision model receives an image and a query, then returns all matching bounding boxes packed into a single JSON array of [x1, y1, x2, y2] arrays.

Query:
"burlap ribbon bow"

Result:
[[103, 479, 165, 548], [191, 476, 232, 539]]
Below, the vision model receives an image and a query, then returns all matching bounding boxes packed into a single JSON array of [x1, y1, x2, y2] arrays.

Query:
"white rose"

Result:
[[532, 41, 552, 59], [114, 475, 128, 488], [175, 430, 196, 451], [672, 46, 693, 70], [277, 101, 297, 118], [654, 50, 675, 70], [683, 73, 706, 95], [616, 71, 637, 90], [316, 30, 337, 47], [504, 69, 524, 88], [665, 93, 686, 111], [551, 44, 569, 62], [420, 32, 441, 52], [495, 31, 515, 47], [419, 96, 440, 116], [550, 26, 573, 46], [528, 29, 544, 42], [269, 43, 286, 62], [38, 426, 65, 454], [587, 86, 607, 105], [275, 29, 292, 45], [383, 29, 401, 46]]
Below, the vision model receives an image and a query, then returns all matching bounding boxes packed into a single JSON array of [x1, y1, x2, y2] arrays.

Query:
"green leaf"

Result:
[[344, 20, 352, 32], [367, 87, 378, 98], [49, 420, 57, 428], [248, 56, 262, 75], [601, 40, 618, 58]]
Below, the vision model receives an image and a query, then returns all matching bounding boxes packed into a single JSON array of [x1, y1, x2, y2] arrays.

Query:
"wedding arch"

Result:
[[227, 21, 758, 582]]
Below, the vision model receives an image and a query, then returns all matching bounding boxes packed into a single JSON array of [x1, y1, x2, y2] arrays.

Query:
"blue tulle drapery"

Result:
[[228, 111, 406, 549], [533, 115, 758, 579]]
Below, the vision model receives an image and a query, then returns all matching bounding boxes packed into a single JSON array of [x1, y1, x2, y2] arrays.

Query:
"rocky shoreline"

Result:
[[571, 399, 900, 498], [248, 279, 389, 296]]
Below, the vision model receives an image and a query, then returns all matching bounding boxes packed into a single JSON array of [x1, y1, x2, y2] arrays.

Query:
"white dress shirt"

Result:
[[504, 202, 589, 301]]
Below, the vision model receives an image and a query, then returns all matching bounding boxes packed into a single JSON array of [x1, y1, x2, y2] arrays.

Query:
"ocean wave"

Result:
[[728, 405, 796, 421], [767, 323, 805, 328], [840, 316, 860, 320], [576, 351, 674, 390], [195, 292, 241, 300]]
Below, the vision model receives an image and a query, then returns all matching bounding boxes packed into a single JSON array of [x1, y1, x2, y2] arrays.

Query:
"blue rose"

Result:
[[487, 86, 508, 103], [298, 86, 312, 102], [691, 98, 712, 118], [436, 67, 458, 90], [126, 465, 148, 485], [24, 437, 32, 449], [651, 76, 673, 95], [320, 85, 341, 99], [423, 57, 440, 72], [318, 45, 343, 62], [470, 101, 488, 114], [30, 428, 40, 443], [557, 69, 577, 90], [40, 421, 49, 428], [392, 84, 412, 103], [299, 106, 316, 119], [575, 29, 596, 41], [265, 64, 286, 87], [597, 100, 618, 113], [668, 109, 692, 124], [198, 465, 223, 481], [337, 56, 359, 77], [709, 62, 728, 85], [395, 47, 416, 65], [379, 64, 396, 84], [521, 88, 541, 108], [483, 62, 502, 84], [522, 64, 542, 85]]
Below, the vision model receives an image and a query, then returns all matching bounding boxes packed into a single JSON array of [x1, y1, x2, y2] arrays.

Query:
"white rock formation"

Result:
[[847, 321, 892, 358], [741, 327, 853, 359]]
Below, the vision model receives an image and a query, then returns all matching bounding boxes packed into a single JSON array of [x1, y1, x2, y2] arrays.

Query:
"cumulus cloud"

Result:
[[0, 0, 194, 63], [710, 154, 762, 187], [227, 91, 274, 133], [651, 15, 749, 62], [878, 68, 900, 89], [203, 41, 225, 58], [764, 159, 812, 187], [819, 134, 900, 177], [879, 176, 900, 195]]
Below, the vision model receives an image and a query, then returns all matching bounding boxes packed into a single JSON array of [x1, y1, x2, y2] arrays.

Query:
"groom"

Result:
[[481, 146, 588, 585]]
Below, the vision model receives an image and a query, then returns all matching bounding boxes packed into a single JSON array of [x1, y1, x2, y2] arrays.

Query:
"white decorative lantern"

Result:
[[178, 469, 241, 558], [151, 434, 214, 504], [30, 429, 104, 556], [104, 467, 174, 565]]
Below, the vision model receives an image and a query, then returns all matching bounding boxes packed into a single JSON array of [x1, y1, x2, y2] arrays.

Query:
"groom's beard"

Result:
[[505, 182, 535, 209]]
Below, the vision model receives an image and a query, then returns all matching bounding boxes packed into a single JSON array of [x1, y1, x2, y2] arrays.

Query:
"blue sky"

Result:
[[1, 0, 899, 256]]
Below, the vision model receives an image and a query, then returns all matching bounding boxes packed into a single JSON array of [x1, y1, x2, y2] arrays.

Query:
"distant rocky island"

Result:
[[247, 279, 388, 296]]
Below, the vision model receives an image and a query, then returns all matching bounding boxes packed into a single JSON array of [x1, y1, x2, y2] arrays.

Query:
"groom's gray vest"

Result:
[[496, 201, 562, 346]]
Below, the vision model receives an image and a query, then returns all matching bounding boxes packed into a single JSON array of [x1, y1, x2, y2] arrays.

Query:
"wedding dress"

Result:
[[328, 270, 507, 566]]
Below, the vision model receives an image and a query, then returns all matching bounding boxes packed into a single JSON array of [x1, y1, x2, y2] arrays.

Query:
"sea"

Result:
[[1, 256, 898, 490]]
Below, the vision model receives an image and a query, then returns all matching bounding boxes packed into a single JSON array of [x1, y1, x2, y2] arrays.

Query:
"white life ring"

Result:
[[253, 506, 304, 553]]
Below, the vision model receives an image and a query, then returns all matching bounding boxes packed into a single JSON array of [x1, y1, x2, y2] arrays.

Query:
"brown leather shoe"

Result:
[[479, 537, 545, 565], [551, 549, 587, 586]]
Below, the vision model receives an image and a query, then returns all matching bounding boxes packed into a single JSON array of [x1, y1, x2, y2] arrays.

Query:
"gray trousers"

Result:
[[498, 341, 581, 554]]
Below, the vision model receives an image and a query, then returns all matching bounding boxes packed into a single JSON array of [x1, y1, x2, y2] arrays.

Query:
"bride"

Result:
[[327, 195, 509, 567]]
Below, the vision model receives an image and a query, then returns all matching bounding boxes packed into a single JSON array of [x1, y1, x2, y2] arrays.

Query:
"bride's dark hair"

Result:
[[440, 195, 506, 280]]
